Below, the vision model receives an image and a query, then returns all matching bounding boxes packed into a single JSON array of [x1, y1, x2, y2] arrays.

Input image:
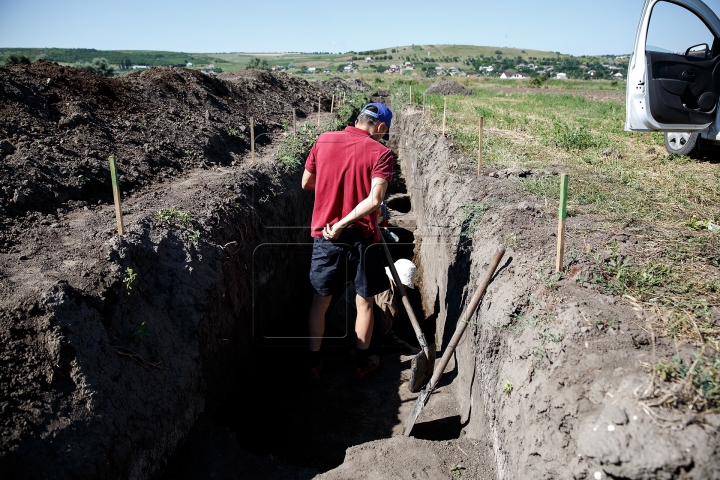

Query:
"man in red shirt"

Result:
[[301, 103, 394, 381]]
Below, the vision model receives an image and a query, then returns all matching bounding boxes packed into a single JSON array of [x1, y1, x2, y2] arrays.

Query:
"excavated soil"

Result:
[[1, 62, 718, 480], [424, 80, 474, 96]]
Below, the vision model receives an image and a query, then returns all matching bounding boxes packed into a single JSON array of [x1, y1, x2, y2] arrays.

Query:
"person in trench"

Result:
[[301, 103, 394, 382], [327, 258, 421, 357]]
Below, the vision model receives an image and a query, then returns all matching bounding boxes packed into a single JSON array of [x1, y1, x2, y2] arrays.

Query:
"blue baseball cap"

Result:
[[360, 103, 392, 141]]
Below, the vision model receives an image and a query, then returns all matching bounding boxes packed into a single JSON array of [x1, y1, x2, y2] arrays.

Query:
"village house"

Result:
[[365, 57, 372, 62], [556, 72, 567, 79], [500, 71, 528, 79]]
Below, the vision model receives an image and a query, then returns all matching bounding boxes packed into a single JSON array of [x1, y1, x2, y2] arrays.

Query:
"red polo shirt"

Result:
[[305, 126, 394, 240]]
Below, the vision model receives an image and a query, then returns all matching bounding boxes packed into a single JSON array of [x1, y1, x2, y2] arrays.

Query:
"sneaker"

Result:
[[309, 361, 323, 384], [354, 354, 380, 380]]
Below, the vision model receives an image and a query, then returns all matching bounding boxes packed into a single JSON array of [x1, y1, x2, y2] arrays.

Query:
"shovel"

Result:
[[379, 232, 436, 393], [404, 247, 505, 437]]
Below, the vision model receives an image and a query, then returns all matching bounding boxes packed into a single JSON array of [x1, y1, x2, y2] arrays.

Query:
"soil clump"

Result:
[[424, 80, 474, 96], [320, 77, 373, 95]]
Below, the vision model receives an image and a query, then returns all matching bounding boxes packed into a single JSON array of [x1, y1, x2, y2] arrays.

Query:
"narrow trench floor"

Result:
[[164, 346, 497, 480]]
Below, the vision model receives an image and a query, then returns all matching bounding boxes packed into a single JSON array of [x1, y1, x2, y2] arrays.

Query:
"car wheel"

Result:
[[664, 132, 699, 156]]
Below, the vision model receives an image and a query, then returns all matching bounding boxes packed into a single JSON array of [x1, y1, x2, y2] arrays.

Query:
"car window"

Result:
[[646, 1, 716, 55]]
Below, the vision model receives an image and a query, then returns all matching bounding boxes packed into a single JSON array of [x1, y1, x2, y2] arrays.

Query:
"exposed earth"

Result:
[[0, 63, 717, 479], [424, 80, 475, 96]]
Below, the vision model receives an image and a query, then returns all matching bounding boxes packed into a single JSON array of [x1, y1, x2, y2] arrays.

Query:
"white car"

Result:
[[626, 0, 720, 156]]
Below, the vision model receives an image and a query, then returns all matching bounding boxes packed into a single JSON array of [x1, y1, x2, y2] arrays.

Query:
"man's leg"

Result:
[[355, 294, 374, 349], [308, 293, 332, 352], [354, 294, 380, 379]]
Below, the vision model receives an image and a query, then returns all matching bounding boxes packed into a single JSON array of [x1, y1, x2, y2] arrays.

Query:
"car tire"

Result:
[[664, 132, 699, 156]]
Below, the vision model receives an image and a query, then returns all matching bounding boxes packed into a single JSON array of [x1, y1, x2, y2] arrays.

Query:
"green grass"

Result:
[[378, 76, 720, 353]]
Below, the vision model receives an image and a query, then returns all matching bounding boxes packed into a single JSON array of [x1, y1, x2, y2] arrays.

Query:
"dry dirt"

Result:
[[425, 80, 474, 96], [0, 62, 717, 480]]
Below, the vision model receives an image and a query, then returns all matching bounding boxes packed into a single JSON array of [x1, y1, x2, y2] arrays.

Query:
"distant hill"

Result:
[[0, 45, 629, 78], [0, 48, 223, 69]]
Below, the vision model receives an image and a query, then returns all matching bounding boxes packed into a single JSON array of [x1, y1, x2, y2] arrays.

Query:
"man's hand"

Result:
[[323, 222, 345, 241]]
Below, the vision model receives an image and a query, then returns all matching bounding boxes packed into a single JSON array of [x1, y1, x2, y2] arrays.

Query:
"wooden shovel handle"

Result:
[[427, 247, 505, 389], [379, 233, 431, 358]]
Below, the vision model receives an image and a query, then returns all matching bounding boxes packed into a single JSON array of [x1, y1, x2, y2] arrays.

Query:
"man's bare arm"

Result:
[[323, 178, 388, 240], [301, 169, 316, 191]]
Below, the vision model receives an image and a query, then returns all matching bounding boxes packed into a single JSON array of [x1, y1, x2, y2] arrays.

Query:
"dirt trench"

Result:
[[1, 62, 718, 479], [163, 106, 718, 479]]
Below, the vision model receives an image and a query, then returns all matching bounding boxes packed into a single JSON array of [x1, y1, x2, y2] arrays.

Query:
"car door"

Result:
[[626, 0, 720, 132]]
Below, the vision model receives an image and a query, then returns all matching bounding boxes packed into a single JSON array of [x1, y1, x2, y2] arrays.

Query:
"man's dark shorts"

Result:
[[310, 228, 390, 298]]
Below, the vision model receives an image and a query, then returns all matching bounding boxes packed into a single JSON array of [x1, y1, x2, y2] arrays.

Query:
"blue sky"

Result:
[[0, 0, 645, 56]]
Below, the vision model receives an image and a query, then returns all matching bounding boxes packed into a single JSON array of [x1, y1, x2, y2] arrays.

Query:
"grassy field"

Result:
[[374, 77, 719, 404]]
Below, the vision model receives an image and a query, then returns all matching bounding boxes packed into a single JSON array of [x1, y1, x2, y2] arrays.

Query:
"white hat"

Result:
[[385, 259, 417, 289]]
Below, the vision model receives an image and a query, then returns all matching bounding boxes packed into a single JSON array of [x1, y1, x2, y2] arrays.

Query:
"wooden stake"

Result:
[[250, 117, 255, 163], [423, 92, 426, 116], [409, 85, 412, 104], [442, 97, 447, 136], [109, 156, 125, 236], [317, 95, 321, 127], [478, 116, 484, 176], [293, 109, 296, 134], [330, 94, 335, 114], [556, 173, 569, 272]]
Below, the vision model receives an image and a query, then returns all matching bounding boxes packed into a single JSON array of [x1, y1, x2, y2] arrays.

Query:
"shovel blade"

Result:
[[404, 386, 432, 436], [408, 343, 436, 393]]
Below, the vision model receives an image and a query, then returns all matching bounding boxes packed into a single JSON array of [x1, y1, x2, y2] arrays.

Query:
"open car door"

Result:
[[626, 0, 720, 132]]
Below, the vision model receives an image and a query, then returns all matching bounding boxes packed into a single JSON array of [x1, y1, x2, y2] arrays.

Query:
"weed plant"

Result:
[[459, 201, 492, 237], [157, 207, 201, 246], [157, 207, 192, 229], [123, 268, 136, 295]]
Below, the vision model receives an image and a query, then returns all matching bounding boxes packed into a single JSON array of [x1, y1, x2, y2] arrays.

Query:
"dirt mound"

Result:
[[217, 68, 331, 116], [0, 62, 333, 251], [320, 77, 373, 95], [424, 80, 474, 96]]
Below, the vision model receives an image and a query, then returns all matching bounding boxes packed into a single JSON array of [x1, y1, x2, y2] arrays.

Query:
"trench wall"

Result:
[[395, 105, 718, 479], [0, 163, 314, 480]]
